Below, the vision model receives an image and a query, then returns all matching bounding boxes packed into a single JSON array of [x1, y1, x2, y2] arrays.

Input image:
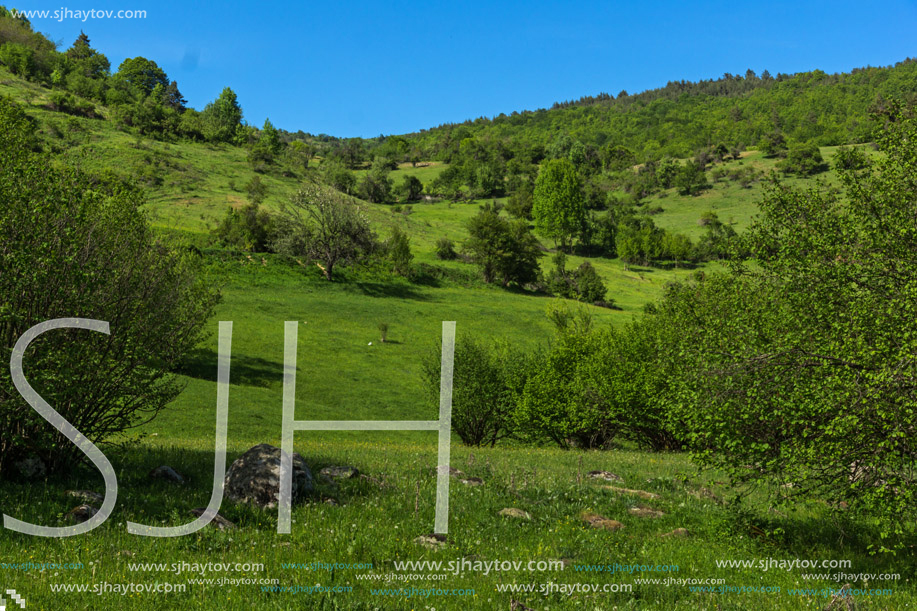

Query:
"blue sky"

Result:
[[12, 0, 917, 137]]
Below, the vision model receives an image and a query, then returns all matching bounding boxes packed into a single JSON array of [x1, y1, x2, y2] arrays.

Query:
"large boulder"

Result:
[[224, 444, 314, 509]]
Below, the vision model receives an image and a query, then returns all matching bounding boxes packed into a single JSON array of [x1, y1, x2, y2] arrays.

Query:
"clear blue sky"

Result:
[[13, 0, 917, 137]]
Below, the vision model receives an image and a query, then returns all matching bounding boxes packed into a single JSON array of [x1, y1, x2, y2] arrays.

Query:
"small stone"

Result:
[[588, 470, 624, 483], [628, 506, 665, 518], [460, 477, 484, 486], [414, 534, 447, 549], [149, 465, 184, 484], [660, 528, 690, 538], [581, 511, 624, 531], [689, 487, 721, 502], [499, 508, 531, 520], [65, 490, 104, 504], [319, 466, 359, 480], [190, 508, 236, 530], [67, 504, 98, 523], [603, 486, 659, 500], [323, 498, 339, 506]]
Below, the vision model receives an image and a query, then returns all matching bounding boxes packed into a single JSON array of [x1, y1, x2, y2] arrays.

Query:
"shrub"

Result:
[[422, 334, 529, 446], [516, 317, 615, 449], [675, 160, 709, 196], [384, 225, 413, 276], [434, 237, 457, 260], [0, 97, 218, 476], [464, 203, 543, 287], [778, 143, 826, 176], [213, 202, 275, 252], [545, 253, 607, 303]]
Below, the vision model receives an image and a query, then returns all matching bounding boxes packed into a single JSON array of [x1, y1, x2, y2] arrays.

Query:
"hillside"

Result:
[[3, 10, 917, 609]]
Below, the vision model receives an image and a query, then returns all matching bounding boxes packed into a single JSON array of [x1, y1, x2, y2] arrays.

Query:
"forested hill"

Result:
[[400, 61, 917, 162]]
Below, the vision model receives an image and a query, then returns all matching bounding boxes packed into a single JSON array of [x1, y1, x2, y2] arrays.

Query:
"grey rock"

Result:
[[67, 504, 98, 523], [499, 508, 531, 520], [588, 470, 624, 483], [414, 533, 447, 549], [190, 508, 236, 530], [319, 465, 359, 480], [224, 444, 314, 509], [65, 490, 104, 504]]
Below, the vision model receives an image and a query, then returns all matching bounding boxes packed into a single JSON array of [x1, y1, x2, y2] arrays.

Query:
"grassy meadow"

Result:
[[1, 66, 914, 610]]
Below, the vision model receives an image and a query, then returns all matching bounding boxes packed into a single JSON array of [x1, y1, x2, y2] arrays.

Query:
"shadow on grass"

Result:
[[176, 348, 279, 387], [351, 281, 430, 300]]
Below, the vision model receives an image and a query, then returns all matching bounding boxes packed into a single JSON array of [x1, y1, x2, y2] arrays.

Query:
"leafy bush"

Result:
[[0, 42, 35, 77], [778, 143, 826, 176], [422, 334, 530, 446], [464, 203, 543, 287], [213, 202, 275, 252], [48, 91, 97, 117], [516, 313, 614, 449], [383, 225, 413, 276], [675, 160, 709, 196], [517, 305, 680, 451], [434, 237, 457, 260], [395, 175, 423, 202], [0, 97, 218, 476], [545, 253, 607, 303], [321, 161, 356, 195]]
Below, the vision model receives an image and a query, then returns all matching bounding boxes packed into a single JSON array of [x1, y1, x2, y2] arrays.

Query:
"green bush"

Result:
[[422, 334, 530, 446], [0, 42, 35, 77], [434, 237, 457, 260], [213, 202, 275, 252], [0, 97, 218, 475], [778, 143, 826, 176]]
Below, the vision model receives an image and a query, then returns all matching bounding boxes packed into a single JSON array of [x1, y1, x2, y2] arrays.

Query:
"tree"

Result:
[[357, 166, 393, 203], [116, 57, 169, 95], [384, 225, 413, 276], [0, 96, 218, 475], [213, 202, 274, 252], [778, 143, 826, 176], [201, 87, 243, 143], [545, 253, 608, 303], [675, 160, 709, 196], [758, 131, 787, 157], [532, 158, 586, 250], [464, 203, 543, 287], [395, 175, 423, 202], [249, 118, 283, 168], [65, 31, 110, 79], [696, 212, 737, 260], [321, 160, 356, 195], [161, 80, 186, 110], [273, 183, 376, 281]]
